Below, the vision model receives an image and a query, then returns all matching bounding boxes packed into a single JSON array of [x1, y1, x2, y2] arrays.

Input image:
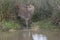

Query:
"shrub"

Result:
[[0, 21, 20, 31], [39, 20, 58, 30]]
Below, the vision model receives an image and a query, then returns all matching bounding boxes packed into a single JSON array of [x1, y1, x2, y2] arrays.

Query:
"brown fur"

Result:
[[15, 3, 35, 28]]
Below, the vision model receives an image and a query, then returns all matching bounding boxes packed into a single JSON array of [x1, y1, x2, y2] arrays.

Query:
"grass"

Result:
[[0, 21, 21, 31], [31, 19, 59, 31], [38, 20, 59, 30], [0, 0, 60, 31]]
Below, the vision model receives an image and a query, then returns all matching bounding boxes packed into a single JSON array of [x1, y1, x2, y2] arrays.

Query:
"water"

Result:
[[32, 34, 47, 40], [0, 29, 60, 40]]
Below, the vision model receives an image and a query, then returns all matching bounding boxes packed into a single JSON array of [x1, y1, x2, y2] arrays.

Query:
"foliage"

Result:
[[0, 21, 20, 31], [0, 0, 60, 30], [0, 0, 16, 21], [39, 20, 60, 30]]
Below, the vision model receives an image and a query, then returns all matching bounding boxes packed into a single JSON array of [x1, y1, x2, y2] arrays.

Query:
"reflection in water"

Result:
[[21, 31, 47, 40], [0, 30, 60, 40], [32, 34, 47, 40], [20, 31, 32, 40], [18, 30, 60, 40]]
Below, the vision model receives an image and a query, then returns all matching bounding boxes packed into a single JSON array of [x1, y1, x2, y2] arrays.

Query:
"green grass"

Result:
[[38, 20, 59, 30], [31, 19, 59, 31], [0, 21, 21, 31]]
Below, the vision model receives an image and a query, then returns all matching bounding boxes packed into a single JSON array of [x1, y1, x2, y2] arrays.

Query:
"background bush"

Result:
[[0, 21, 20, 31], [0, 0, 60, 31]]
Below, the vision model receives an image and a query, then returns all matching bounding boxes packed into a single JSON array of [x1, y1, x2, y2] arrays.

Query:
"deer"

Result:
[[15, 3, 35, 29]]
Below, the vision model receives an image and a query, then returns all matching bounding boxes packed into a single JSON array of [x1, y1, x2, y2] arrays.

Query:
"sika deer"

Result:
[[15, 3, 35, 29]]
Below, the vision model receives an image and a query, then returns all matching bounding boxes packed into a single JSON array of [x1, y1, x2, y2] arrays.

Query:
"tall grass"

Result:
[[0, 0, 60, 30], [0, 0, 41, 31], [0, 0, 41, 21]]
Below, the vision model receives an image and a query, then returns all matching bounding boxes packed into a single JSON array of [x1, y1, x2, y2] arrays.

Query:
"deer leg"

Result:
[[28, 20, 31, 28], [25, 20, 29, 29]]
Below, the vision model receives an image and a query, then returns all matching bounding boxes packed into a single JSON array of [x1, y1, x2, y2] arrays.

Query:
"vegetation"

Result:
[[0, 21, 20, 31], [0, 0, 60, 31], [39, 20, 59, 30]]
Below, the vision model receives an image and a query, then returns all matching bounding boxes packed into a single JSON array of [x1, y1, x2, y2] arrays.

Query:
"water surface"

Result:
[[0, 29, 60, 40]]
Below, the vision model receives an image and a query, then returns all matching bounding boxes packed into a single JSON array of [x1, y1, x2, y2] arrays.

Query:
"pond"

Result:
[[0, 29, 60, 40]]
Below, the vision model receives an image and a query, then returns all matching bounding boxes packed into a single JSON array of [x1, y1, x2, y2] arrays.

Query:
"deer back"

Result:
[[16, 4, 35, 20]]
